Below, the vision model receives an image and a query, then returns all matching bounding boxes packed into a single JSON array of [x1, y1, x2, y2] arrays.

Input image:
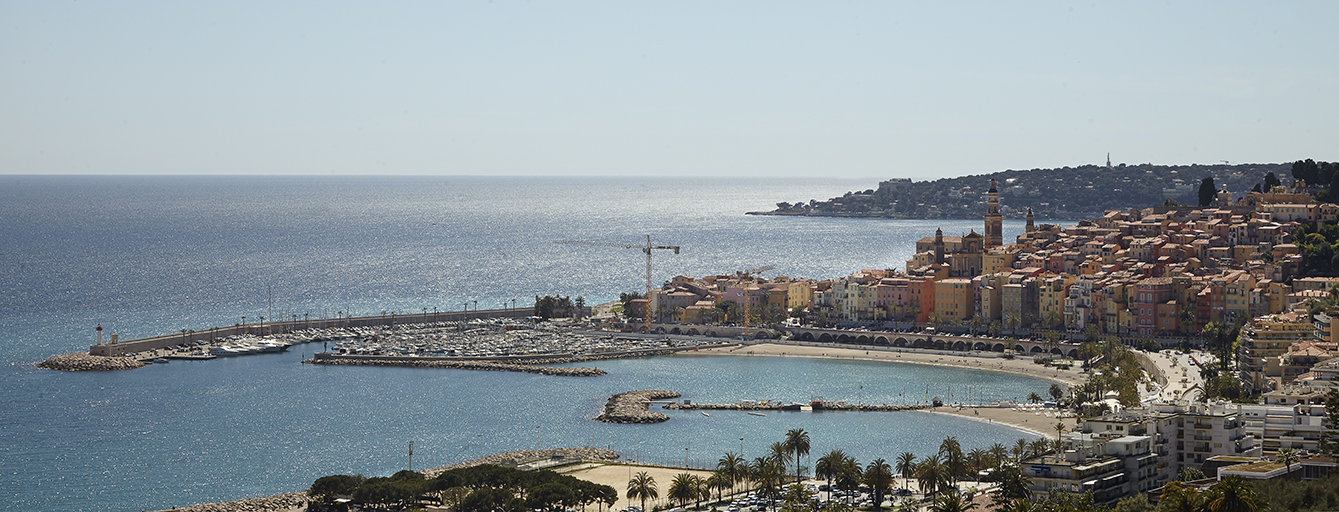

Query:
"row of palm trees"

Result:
[[628, 429, 1069, 512]]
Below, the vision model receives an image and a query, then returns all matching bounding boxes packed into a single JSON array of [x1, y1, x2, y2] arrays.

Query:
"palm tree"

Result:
[[835, 454, 862, 496], [751, 456, 784, 499], [1027, 439, 1050, 458], [782, 484, 815, 512], [862, 458, 894, 512], [1159, 481, 1205, 512], [966, 449, 988, 482], [1053, 421, 1066, 441], [784, 428, 811, 483], [1204, 475, 1259, 512], [1011, 439, 1029, 462], [769, 442, 791, 480], [815, 449, 846, 502], [717, 452, 745, 496], [1026, 392, 1042, 404], [915, 454, 952, 499], [894, 452, 917, 484], [939, 436, 966, 484], [1277, 448, 1299, 481], [669, 473, 699, 508], [707, 471, 730, 506], [988, 464, 1031, 508], [988, 443, 1007, 470], [627, 471, 658, 512], [929, 489, 977, 512]]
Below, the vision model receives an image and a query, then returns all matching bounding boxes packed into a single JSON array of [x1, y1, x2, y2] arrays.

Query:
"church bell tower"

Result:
[[984, 179, 1003, 248]]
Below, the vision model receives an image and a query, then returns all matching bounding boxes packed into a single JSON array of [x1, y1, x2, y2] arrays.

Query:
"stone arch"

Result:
[[933, 340, 946, 350], [670, 327, 682, 335], [837, 334, 853, 343], [952, 341, 966, 351], [1030, 346, 1043, 354], [893, 337, 908, 347], [1067, 349, 1079, 358], [1015, 345, 1025, 353], [705, 330, 718, 337], [639, 326, 649, 334], [993, 343, 1006, 352], [973, 342, 987, 351], [800, 332, 815, 341], [818, 333, 833, 342], [856, 335, 871, 344], [686, 328, 700, 336], [1050, 348, 1062, 355], [875, 336, 889, 345]]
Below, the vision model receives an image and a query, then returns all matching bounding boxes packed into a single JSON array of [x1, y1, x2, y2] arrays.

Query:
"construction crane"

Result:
[[555, 235, 680, 332], [733, 265, 776, 338]]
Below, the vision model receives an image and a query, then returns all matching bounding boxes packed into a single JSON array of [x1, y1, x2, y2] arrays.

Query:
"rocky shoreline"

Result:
[[37, 352, 145, 371], [422, 447, 621, 477], [595, 390, 682, 423], [153, 492, 307, 512]]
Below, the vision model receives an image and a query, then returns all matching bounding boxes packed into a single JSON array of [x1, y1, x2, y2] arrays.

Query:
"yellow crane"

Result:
[[733, 265, 775, 338], [555, 235, 680, 332]]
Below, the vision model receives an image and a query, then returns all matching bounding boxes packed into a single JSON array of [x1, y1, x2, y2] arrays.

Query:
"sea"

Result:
[[1, 175, 1057, 511]]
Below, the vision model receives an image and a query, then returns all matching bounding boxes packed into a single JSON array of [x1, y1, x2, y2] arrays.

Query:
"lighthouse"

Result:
[[96, 323, 103, 345]]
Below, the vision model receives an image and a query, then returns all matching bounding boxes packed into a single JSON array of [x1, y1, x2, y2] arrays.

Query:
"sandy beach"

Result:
[[696, 342, 1085, 438]]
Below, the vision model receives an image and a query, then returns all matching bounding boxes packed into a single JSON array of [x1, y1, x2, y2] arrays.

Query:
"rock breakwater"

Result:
[[595, 390, 682, 423], [422, 447, 620, 477], [37, 352, 145, 371], [305, 353, 606, 376]]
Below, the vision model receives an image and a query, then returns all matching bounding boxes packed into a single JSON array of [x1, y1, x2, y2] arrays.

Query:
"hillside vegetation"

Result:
[[754, 162, 1292, 220]]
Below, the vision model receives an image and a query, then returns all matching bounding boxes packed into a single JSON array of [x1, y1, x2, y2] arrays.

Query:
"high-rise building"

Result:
[[985, 178, 1003, 248]]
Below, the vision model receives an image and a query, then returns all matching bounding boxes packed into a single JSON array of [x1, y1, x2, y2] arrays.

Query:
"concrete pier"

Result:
[[88, 307, 562, 357]]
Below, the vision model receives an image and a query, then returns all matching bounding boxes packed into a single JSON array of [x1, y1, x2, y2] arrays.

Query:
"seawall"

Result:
[[87, 307, 579, 357]]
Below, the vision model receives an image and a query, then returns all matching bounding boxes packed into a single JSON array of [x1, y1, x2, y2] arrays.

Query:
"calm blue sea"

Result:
[[1, 176, 1053, 511]]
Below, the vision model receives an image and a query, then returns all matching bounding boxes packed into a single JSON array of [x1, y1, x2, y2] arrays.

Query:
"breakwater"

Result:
[[662, 401, 932, 413], [37, 352, 145, 371], [595, 390, 682, 423]]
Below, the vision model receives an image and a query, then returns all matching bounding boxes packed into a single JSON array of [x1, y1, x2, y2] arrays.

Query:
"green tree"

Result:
[[939, 436, 967, 484], [929, 489, 977, 512], [1204, 475, 1259, 512], [915, 454, 952, 499], [1278, 448, 1299, 481], [309, 474, 365, 507], [862, 458, 895, 511], [1048, 383, 1064, 402], [717, 452, 746, 496], [815, 450, 847, 501], [894, 452, 917, 482], [782, 483, 815, 512], [668, 473, 700, 508], [626, 471, 658, 512], [1158, 481, 1204, 512], [1199, 176, 1217, 207], [1264, 171, 1282, 191], [1320, 389, 1339, 456], [784, 428, 811, 484]]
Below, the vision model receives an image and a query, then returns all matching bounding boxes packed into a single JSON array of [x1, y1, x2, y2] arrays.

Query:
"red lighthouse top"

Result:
[[96, 324, 103, 332]]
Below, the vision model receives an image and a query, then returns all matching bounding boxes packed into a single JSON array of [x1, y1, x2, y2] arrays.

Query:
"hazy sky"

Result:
[[3, 2, 1336, 179]]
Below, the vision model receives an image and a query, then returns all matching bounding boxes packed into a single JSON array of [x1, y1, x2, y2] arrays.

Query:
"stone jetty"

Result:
[[662, 401, 932, 413], [595, 390, 682, 423], [422, 447, 620, 477], [37, 352, 145, 372], [305, 353, 607, 376]]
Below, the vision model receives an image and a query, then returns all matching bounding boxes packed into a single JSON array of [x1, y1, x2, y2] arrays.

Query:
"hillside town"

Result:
[[628, 175, 1339, 506]]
